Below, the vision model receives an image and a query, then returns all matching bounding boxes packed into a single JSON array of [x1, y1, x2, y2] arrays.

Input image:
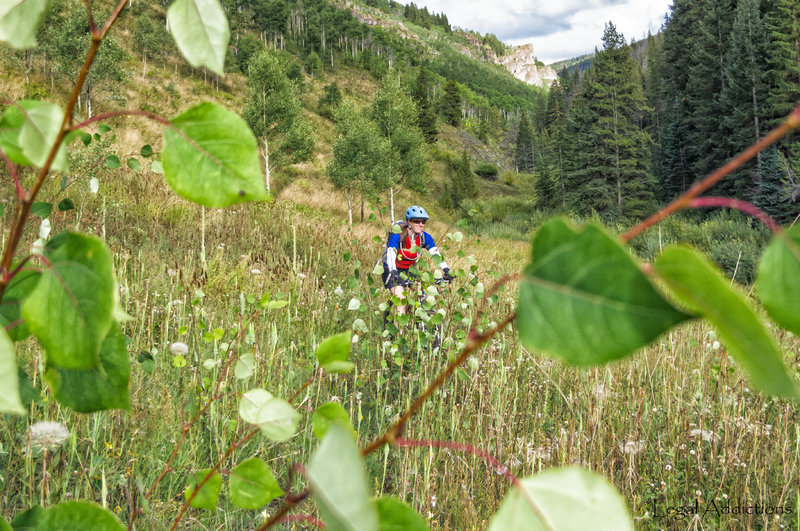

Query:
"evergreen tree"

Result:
[[763, 0, 800, 134], [450, 150, 478, 207], [318, 81, 342, 120], [753, 147, 800, 225], [719, 0, 768, 199], [441, 79, 461, 127], [544, 80, 568, 209], [565, 23, 654, 220], [515, 110, 535, 173], [413, 67, 438, 143]]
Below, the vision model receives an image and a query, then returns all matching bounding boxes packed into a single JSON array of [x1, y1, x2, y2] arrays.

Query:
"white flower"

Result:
[[334, 286, 344, 296], [29, 421, 70, 450], [89, 178, 99, 194], [39, 218, 51, 239], [250, 269, 261, 275], [689, 429, 717, 442], [352, 334, 359, 343], [169, 342, 189, 356], [712, 341, 721, 350], [297, 273, 307, 279], [620, 440, 646, 455]]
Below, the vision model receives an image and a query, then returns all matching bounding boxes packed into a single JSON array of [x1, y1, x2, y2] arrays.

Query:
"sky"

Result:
[[402, 0, 674, 65]]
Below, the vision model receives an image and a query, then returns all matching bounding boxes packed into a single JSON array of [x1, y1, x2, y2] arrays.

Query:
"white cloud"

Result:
[[403, 0, 672, 64]]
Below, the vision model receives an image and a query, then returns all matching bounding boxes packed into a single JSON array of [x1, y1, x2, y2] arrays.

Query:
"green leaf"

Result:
[[140, 144, 154, 157], [40, 501, 125, 530], [307, 424, 378, 531], [150, 160, 164, 174], [184, 469, 222, 511], [315, 332, 354, 374], [312, 402, 353, 439], [80, 132, 92, 146], [98, 124, 111, 134], [0, 268, 41, 341], [22, 232, 115, 370], [266, 300, 288, 309], [0, 0, 50, 49], [0, 328, 25, 414], [0, 101, 69, 171], [126, 158, 141, 172], [655, 246, 799, 400], [58, 198, 75, 211], [0, 515, 9, 531], [239, 389, 300, 442], [31, 201, 52, 218], [167, 0, 230, 75], [234, 352, 254, 379], [0, 203, 4, 217], [45, 321, 131, 412], [10, 505, 46, 528], [229, 458, 284, 510], [487, 467, 632, 531], [105, 155, 121, 169], [136, 351, 155, 374], [756, 226, 800, 335], [374, 497, 429, 531], [162, 103, 267, 207], [518, 218, 691, 365]]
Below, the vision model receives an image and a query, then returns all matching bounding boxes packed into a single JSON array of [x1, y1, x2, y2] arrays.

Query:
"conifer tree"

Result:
[[544, 81, 568, 209], [753, 147, 800, 225], [413, 67, 438, 143], [450, 150, 478, 207], [441, 79, 461, 127], [515, 110, 535, 173], [763, 0, 800, 130], [719, 0, 768, 199], [565, 23, 653, 220]]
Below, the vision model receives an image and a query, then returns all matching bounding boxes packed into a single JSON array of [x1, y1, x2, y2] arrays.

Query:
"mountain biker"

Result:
[[382, 205, 451, 316]]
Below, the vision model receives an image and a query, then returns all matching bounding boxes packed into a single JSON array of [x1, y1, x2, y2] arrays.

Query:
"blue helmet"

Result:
[[405, 205, 429, 221]]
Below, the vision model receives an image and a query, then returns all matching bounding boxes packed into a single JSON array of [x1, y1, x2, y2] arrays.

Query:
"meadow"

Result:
[[2, 156, 797, 530]]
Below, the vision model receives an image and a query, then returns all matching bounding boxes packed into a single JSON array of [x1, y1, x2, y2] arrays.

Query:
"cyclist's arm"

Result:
[[386, 233, 401, 271]]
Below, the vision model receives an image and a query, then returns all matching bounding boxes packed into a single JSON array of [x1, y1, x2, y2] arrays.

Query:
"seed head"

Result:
[[29, 421, 70, 450], [170, 342, 189, 356]]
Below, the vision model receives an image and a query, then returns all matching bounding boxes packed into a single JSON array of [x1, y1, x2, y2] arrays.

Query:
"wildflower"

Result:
[[167, 268, 178, 277], [334, 286, 344, 296], [250, 269, 261, 275], [665, 464, 672, 471], [297, 273, 307, 279], [169, 342, 189, 356], [620, 440, 646, 455], [712, 341, 721, 350], [689, 429, 717, 442], [29, 421, 70, 450]]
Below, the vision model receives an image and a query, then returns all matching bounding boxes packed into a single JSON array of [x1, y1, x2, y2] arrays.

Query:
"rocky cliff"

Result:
[[496, 44, 558, 88]]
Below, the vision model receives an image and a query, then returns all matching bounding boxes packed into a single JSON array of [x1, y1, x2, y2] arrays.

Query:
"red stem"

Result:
[[274, 514, 325, 527], [688, 197, 781, 233]]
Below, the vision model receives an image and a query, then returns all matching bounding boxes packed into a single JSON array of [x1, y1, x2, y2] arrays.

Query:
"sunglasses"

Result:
[[409, 219, 427, 224]]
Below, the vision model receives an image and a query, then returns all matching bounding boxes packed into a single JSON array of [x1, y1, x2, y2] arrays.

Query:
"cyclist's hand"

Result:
[[442, 268, 452, 283]]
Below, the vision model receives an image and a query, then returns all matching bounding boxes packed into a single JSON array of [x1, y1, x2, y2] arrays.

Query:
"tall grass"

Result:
[[1, 172, 797, 530]]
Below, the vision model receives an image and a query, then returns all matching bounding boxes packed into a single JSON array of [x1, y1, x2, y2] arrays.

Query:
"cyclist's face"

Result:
[[409, 219, 426, 234]]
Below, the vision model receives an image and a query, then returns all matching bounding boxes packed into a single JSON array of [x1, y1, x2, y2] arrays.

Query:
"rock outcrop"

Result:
[[496, 44, 558, 88]]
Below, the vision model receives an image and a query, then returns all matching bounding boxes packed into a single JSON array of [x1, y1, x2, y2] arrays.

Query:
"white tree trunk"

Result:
[[347, 190, 353, 226], [263, 139, 271, 192]]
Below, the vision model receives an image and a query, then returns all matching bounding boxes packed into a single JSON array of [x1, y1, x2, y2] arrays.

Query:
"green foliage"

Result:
[[450, 150, 478, 208], [167, 0, 230, 75], [518, 218, 692, 365], [315, 331, 354, 373], [515, 111, 535, 173], [36, 501, 124, 530], [239, 389, 301, 441], [374, 497, 429, 530], [312, 402, 354, 439], [0, 0, 49, 49], [0, 329, 24, 414], [756, 225, 800, 335], [308, 424, 378, 531], [0, 269, 40, 341], [162, 103, 268, 207], [473, 161, 498, 179], [0, 100, 69, 171], [488, 467, 633, 531], [655, 245, 799, 400], [318, 82, 342, 120], [229, 458, 283, 510], [184, 469, 222, 511]]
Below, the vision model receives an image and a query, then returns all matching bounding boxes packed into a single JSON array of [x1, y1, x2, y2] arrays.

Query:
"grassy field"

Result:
[[2, 159, 798, 530]]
